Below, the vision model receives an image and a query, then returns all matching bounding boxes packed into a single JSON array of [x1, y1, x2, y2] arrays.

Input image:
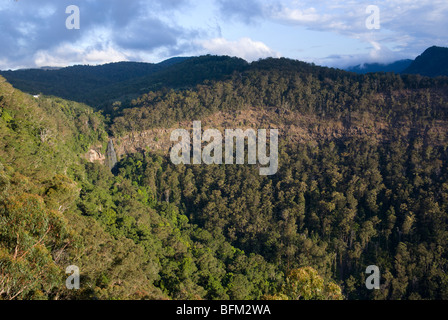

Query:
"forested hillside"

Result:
[[0, 75, 306, 300], [0, 56, 247, 110], [404, 46, 448, 77], [1, 55, 448, 300]]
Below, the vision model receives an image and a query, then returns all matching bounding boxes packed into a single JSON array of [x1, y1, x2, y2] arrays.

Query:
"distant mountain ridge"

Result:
[[346, 46, 448, 77], [2, 46, 447, 112], [0, 55, 248, 108], [0, 57, 191, 102], [403, 46, 448, 77], [346, 59, 413, 74]]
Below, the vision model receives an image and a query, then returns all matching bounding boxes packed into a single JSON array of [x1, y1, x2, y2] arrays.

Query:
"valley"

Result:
[[1, 52, 448, 301]]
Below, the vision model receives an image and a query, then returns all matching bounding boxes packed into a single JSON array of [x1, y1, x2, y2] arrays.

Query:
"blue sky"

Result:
[[0, 0, 447, 70]]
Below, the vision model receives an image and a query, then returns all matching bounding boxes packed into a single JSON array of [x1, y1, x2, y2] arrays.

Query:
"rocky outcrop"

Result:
[[113, 128, 173, 159], [86, 148, 106, 164], [93, 108, 448, 166]]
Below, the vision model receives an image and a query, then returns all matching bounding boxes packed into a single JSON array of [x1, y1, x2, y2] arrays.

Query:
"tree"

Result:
[[264, 267, 343, 300]]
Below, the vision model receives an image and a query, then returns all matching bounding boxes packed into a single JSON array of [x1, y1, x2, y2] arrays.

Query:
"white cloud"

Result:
[[1, 0, 447, 70], [34, 43, 128, 68], [33, 49, 110, 68], [271, 7, 329, 24], [201, 37, 280, 61], [314, 41, 411, 69], [0, 0, 199, 69], [31, 24, 130, 68], [220, 0, 448, 65]]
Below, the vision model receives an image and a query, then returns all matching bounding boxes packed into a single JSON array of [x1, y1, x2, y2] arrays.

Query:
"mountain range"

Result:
[[0, 55, 250, 108], [346, 46, 448, 77], [346, 59, 413, 74], [1, 46, 447, 112]]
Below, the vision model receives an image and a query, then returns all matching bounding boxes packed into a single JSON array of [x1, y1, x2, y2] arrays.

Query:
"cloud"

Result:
[[113, 16, 182, 51], [315, 41, 411, 69], [0, 0, 196, 69], [1, 0, 447, 70], [216, 0, 448, 65], [271, 6, 330, 24], [216, 0, 265, 24], [281, 1, 448, 54], [34, 43, 128, 67], [201, 37, 280, 61]]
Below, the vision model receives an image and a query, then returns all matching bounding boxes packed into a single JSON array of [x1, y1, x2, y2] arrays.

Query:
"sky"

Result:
[[0, 0, 447, 70]]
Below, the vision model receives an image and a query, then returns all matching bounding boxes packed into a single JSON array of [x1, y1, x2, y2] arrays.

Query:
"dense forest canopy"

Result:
[[1, 54, 448, 300], [0, 56, 248, 109]]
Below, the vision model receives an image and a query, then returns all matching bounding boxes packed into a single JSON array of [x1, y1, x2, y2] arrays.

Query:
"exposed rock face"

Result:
[[86, 148, 106, 163], [113, 129, 172, 159], [90, 108, 448, 167]]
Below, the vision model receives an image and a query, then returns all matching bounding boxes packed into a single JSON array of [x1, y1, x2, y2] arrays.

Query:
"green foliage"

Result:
[[109, 58, 448, 137], [0, 56, 248, 110], [2, 54, 448, 301], [0, 192, 74, 300], [280, 267, 343, 300]]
